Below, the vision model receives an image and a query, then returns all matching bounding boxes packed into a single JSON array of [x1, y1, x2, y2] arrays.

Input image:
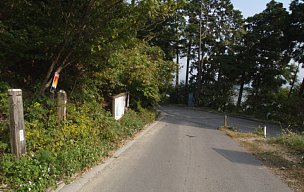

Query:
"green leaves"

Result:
[[0, 94, 156, 191], [243, 1, 291, 109], [289, 0, 304, 63], [98, 41, 175, 107], [180, 0, 245, 106]]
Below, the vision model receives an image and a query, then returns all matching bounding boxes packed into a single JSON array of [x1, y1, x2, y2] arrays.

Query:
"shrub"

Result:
[[254, 126, 265, 136], [272, 132, 304, 153], [0, 96, 156, 191], [97, 42, 175, 107], [0, 153, 57, 192], [0, 82, 9, 154]]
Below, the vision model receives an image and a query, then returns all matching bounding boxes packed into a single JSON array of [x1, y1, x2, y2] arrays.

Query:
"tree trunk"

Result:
[[237, 71, 245, 109], [176, 49, 179, 88], [39, 42, 68, 94], [299, 77, 304, 97], [195, 1, 203, 106], [196, 58, 202, 106], [39, 14, 74, 95], [40, 61, 58, 95], [254, 73, 261, 112], [185, 39, 191, 104], [288, 64, 299, 99], [39, 47, 73, 94], [175, 47, 179, 103]]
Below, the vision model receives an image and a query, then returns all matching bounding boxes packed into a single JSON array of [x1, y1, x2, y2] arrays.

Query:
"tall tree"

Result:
[[245, 0, 291, 110], [0, 0, 180, 96], [182, 0, 244, 107], [289, 0, 304, 96], [0, 0, 129, 93]]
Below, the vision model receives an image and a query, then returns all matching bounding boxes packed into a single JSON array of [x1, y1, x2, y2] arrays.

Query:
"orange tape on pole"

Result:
[[50, 72, 59, 93]]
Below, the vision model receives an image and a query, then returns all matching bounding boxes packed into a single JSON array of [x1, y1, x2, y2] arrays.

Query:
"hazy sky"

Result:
[[228, 0, 304, 81], [230, 0, 292, 18]]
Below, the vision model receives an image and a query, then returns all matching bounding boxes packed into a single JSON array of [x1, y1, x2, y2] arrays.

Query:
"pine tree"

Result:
[[244, 0, 291, 111]]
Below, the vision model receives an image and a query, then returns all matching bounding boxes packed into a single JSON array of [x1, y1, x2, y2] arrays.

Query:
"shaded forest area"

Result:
[[0, 0, 178, 105]]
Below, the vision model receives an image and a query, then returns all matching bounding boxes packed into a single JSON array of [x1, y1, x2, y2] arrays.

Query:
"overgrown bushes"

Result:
[[90, 41, 176, 108], [0, 82, 9, 155], [271, 132, 304, 154], [0, 1, 175, 191], [0, 95, 156, 192]]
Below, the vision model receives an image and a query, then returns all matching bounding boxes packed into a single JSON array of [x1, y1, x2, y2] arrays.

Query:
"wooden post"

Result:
[[8, 89, 26, 158], [57, 90, 67, 121], [224, 115, 228, 128], [126, 93, 130, 108], [112, 96, 116, 119]]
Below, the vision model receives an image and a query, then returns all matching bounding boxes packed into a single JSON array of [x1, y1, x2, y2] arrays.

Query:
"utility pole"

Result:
[[175, 12, 180, 103], [196, 0, 203, 106]]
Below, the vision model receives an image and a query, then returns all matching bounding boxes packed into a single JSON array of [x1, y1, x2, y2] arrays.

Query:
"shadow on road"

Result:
[[213, 148, 261, 166]]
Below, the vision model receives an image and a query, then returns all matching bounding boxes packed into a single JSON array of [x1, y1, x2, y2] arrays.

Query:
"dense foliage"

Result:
[[0, 1, 178, 191], [0, 96, 156, 191], [0, 0, 178, 103]]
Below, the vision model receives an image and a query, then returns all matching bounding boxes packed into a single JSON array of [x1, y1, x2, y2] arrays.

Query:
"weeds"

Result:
[[254, 126, 264, 136], [270, 132, 304, 154], [0, 97, 156, 191]]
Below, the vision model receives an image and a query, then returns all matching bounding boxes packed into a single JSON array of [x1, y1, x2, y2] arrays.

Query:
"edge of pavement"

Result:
[[178, 105, 281, 126], [52, 111, 165, 192]]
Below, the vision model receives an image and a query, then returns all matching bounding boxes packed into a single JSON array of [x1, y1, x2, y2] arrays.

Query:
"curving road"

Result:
[[161, 106, 282, 136], [61, 105, 291, 192]]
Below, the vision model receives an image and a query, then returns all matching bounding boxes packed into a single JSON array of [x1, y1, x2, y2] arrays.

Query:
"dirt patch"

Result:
[[219, 128, 304, 192]]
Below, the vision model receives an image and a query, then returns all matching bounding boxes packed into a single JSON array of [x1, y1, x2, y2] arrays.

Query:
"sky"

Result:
[[230, 0, 292, 18], [229, 0, 304, 81], [178, 0, 304, 83]]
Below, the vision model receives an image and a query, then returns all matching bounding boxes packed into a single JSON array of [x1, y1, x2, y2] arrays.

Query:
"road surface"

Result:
[[162, 106, 282, 136], [63, 105, 291, 192]]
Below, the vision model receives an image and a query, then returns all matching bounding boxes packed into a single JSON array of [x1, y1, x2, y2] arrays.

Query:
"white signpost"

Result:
[[112, 93, 128, 120]]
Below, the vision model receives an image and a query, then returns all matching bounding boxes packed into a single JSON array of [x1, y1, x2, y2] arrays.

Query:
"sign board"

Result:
[[19, 130, 24, 141], [112, 93, 128, 120]]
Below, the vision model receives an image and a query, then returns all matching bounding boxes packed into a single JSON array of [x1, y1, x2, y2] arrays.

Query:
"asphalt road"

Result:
[[162, 106, 282, 136], [64, 105, 291, 192]]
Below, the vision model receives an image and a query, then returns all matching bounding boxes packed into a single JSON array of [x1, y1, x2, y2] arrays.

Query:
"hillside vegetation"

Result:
[[0, 1, 178, 191], [0, 0, 304, 191]]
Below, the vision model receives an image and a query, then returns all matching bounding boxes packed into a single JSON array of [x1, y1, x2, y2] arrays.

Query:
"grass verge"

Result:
[[0, 99, 156, 192]]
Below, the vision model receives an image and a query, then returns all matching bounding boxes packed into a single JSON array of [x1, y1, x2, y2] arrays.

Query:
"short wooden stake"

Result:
[[126, 93, 130, 108], [264, 126, 267, 138], [224, 115, 228, 128], [57, 90, 67, 121], [8, 89, 26, 158]]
